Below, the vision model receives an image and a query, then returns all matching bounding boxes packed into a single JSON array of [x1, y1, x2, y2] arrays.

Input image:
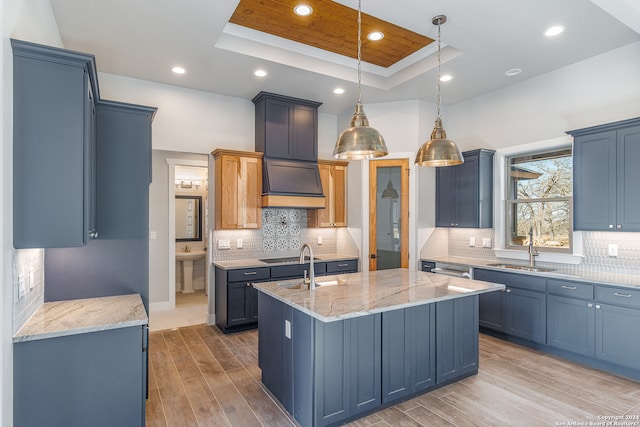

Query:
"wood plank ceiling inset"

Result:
[[229, 0, 434, 68]]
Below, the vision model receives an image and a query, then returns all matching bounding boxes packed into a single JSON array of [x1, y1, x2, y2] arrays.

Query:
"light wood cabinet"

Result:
[[212, 149, 263, 229], [308, 160, 348, 228]]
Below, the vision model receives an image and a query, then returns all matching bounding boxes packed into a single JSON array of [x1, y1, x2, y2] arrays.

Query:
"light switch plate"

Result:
[[469, 237, 476, 247], [608, 243, 618, 257], [149, 231, 157, 240], [482, 238, 492, 248], [218, 239, 231, 249], [317, 235, 323, 245], [18, 274, 26, 300], [29, 267, 35, 290], [236, 239, 243, 249]]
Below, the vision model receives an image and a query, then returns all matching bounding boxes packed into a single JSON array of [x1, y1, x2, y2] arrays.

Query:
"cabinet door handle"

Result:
[[613, 292, 632, 298], [617, 225, 622, 229], [243, 271, 257, 276], [587, 303, 593, 308], [609, 224, 614, 229], [506, 289, 511, 293], [337, 263, 348, 267], [561, 285, 577, 290]]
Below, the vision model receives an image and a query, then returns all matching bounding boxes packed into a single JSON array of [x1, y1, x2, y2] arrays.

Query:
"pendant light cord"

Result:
[[357, 0, 363, 104], [436, 20, 441, 120]]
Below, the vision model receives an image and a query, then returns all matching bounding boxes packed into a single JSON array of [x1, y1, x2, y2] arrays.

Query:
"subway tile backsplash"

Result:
[[213, 208, 359, 262], [422, 228, 640, 276]]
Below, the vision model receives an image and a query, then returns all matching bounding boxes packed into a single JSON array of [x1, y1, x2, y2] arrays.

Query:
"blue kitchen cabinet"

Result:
[[474, 268, 546, 344], [253, 92, 322, 161], [14, 326, 147, 427], [569, 117, 640, 231], [215, 266, 270, 332], [595, 285, 640, 371], [436, 149, 495, 228], [547, 279, 595, 357], [381, 304, 435, 402], [436, 296, 479, 383], [12, 39, 99, 248]]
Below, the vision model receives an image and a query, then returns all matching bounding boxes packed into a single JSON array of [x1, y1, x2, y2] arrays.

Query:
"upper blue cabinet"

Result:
[[436, 149, 495, 228], [253, 92, 322, 162], [12, 39, 99, 248], [569, 117, 640, 232]]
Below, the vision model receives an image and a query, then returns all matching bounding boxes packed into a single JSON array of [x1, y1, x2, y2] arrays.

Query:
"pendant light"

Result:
[[415, 15, 463, 167], [333, 0, 388, 160]]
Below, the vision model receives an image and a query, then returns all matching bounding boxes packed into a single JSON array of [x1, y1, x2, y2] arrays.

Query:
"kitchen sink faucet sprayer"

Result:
[[528, 227, 538, 267], [299, 243, 316, 290]]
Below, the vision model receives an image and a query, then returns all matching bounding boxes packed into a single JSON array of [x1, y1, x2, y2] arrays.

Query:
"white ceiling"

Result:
[[49, 0, 640, 114]]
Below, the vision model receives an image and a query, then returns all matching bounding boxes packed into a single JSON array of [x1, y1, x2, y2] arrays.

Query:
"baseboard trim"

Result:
[[208, 314, 216, 325]]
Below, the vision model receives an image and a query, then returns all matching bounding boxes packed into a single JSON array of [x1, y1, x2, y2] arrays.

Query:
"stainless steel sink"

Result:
[[259, 256, 320, 264], [486, 263, 556, 273], [276, 278, 343, 290]]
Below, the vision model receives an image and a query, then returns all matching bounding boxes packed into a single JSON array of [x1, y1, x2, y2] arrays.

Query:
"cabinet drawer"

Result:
[[270, 263, 327, 279], [547, 279, 594, 300], [474, 269, 546, 292], [596, 286, 640, 309], [227, 267, 270, 283], [326, 259, 358, 274], [421, 261, 436, 273]]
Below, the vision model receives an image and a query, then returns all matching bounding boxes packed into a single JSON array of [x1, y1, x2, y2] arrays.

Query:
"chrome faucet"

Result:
[[299, 243, 316, 290], [528, 227, 538, 267]]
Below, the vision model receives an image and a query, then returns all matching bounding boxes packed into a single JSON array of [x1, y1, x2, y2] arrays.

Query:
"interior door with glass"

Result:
[[369, 159, 409, 271]]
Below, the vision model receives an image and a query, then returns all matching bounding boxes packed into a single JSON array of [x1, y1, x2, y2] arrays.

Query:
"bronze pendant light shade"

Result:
[[333, 0, 388, 160], [415, 15, 463, 167]]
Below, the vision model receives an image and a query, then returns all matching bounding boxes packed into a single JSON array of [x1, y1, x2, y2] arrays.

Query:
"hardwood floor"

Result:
[[147, 325, 640, 426]]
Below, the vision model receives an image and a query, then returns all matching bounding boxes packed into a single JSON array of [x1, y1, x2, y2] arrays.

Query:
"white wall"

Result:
[[2, 1, 63, 424], [448, 41, 640, 150]]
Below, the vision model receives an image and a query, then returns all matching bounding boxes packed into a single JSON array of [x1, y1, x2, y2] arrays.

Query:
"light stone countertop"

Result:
[[253, 268, 505, 322], [212, 253, 359, 270], [423, 256, 640, 290], [14, 294, 148, 343]]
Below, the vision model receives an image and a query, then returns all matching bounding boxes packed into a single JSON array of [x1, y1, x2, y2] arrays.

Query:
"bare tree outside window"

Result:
[[506, 149, 573, 252]]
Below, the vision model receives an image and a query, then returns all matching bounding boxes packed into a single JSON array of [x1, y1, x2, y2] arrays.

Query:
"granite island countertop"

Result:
[[213, 253, 359, 269], [252, 268, 505, 322], [14, 294, 148, 343], [422, 256, 640, 290]]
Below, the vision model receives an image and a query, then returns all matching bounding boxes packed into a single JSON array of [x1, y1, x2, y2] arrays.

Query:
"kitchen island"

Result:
[[253, 269, 505, 427]]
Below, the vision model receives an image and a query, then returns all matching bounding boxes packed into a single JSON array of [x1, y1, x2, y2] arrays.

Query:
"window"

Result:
[[506, 149, 572, 252]]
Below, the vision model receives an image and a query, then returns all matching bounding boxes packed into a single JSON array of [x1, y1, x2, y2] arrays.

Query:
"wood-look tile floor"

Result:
[[147, 325, 640, 427]]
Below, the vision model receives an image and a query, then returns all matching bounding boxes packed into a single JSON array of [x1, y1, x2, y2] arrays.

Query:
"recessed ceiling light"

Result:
[[254, 69, 267, 77], [505, 68, 522, 77], [367, 31, 384, 41], [544, 25, 565, 37], [439, 74, 452, 82], [293, 4, 313, 16], [172, 66, 186, 74], [333, 88, 345, 94]]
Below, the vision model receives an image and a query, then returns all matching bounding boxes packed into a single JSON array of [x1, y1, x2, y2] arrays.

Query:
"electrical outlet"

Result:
[[317, 235, 323, 245], [482, 238, 492, 248], [18, 274, 26, 300], [469, 237, 476, 247], [149, 231, 157, 240], [608, 243, 618, 257], [285, 320, 291, 339], [236, 239, 243, 249], [217, 239, 231, 249]]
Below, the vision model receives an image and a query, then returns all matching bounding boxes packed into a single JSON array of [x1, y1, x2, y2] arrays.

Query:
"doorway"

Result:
[[369, 159, 409, 271]]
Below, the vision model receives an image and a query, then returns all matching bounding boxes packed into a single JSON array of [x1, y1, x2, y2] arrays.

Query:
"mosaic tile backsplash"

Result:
[[213, 208, 359, 261], [422, 228, 640, 276]]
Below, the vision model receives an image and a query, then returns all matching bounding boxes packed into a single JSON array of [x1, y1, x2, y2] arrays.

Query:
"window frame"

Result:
[[504, 149, 573, 254]]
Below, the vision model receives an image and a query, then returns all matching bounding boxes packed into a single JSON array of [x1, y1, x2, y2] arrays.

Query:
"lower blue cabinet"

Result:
[[547, 294, 595, 357], [381, 304, 435, 403], [436, 296, 479, 383], [595, 303, 640, 371]]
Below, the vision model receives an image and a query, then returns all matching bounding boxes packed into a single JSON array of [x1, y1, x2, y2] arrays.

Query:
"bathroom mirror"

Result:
[[175, 195, 202, 241]]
